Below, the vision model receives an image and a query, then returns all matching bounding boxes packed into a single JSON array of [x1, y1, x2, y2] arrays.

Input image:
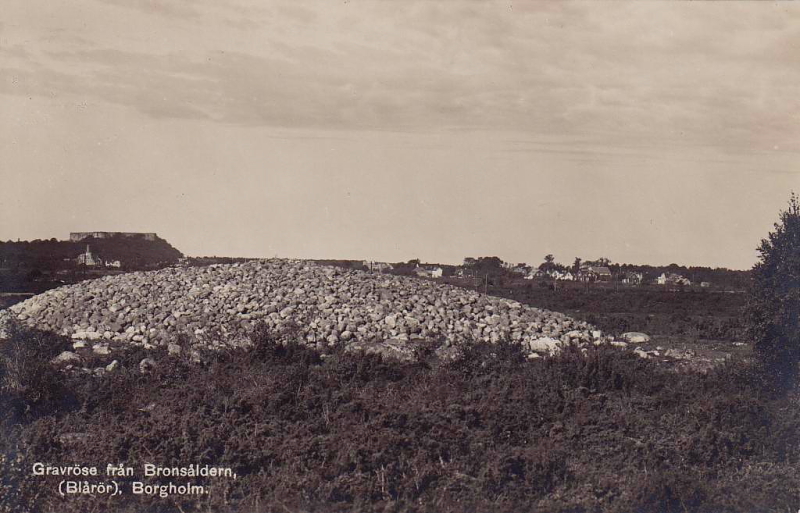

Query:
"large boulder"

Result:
[[51, 351, 81, 365], [621, 332, 651, 344], [345, 338, 417, 361], [528, 337, 562, 355]]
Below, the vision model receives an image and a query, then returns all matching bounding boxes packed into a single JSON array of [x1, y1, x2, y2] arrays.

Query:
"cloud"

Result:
[[91, 0, 202, 20], [2, 0, 799, 154]]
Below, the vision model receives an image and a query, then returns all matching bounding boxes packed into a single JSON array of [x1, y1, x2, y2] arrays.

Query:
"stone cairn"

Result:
[[1, 259, 629, 364]]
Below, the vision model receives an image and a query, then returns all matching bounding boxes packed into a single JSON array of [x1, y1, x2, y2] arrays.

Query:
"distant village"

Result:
[[358, 256, 737, 290]]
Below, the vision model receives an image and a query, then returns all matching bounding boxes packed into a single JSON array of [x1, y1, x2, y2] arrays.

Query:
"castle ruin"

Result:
[[69, 232, 157, 242]]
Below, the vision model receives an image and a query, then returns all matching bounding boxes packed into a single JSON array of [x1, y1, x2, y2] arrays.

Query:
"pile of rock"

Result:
[[1, 259, 624, 361]]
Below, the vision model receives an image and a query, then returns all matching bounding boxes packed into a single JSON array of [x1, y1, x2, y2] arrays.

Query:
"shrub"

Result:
[[0, 324, 75, 418], [747, 193, 800, 393]]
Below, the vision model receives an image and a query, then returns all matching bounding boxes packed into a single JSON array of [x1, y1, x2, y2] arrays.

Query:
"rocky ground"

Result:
[[1, 259, 644, 362]]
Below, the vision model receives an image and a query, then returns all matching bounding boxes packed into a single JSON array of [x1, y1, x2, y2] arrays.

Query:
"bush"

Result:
[[0, 324, 75, 418], [747, 193, 800, 393]]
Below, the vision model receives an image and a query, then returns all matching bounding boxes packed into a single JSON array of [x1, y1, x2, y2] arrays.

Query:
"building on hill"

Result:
[[74, 245, 125, 268], [70, 232, 157, 242], [76, 245, 102, 267]]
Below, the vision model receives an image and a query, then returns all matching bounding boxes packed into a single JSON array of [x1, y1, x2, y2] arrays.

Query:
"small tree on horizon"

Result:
[[539, 254, 556, 272], [747, 192, 800, 393]]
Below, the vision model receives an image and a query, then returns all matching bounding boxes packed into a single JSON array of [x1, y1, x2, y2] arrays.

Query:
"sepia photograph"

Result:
[[1, 1, 799, 512]]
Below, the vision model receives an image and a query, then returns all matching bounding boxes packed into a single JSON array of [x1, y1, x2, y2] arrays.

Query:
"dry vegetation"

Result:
[[2, 324, 799, 513]]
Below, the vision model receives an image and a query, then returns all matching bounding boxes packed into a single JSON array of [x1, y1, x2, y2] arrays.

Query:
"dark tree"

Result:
[[747, 193, 800, 393], [539, 254, 558, 272]]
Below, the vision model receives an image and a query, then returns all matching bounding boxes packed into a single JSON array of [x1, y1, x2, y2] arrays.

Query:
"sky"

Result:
[[1, 1, 799, 270]]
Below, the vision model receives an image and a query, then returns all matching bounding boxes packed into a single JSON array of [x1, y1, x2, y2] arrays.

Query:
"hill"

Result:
[[0, 235, 183, 296]]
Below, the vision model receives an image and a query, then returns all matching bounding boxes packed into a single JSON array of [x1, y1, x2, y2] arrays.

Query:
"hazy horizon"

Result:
[[0, 229, 769, 272], [2, 1, 799, 271]]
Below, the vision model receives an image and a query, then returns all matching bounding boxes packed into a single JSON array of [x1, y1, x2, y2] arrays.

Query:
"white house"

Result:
[[657, 273, 691, 286], [75, 245, 102, 267], [415, 265, 444, 279], [553, 271, 575, 281]]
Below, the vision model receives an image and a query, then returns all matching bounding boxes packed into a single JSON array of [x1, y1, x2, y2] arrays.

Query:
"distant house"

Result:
[[415, 265, 443, 279], [579, 265, 612, 282], [511, 265, 530, 275], [106, 260, 122, 268], [75, 245, 102, 267], [622, 272, 643, 285], [528, 269, 547, 279], [552, 270, 575, 281], [700, 281, 711, 288], [591, 266, 612, 281], [657, 273, 691, 286], [363, 261, 394, 273]]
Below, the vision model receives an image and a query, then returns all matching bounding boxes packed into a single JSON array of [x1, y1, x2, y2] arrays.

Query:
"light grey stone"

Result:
[[51, 351, 81, 364], [528, 337, 562, 355], [621, 332, 651, 344], [93, 344, 111, 355]]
